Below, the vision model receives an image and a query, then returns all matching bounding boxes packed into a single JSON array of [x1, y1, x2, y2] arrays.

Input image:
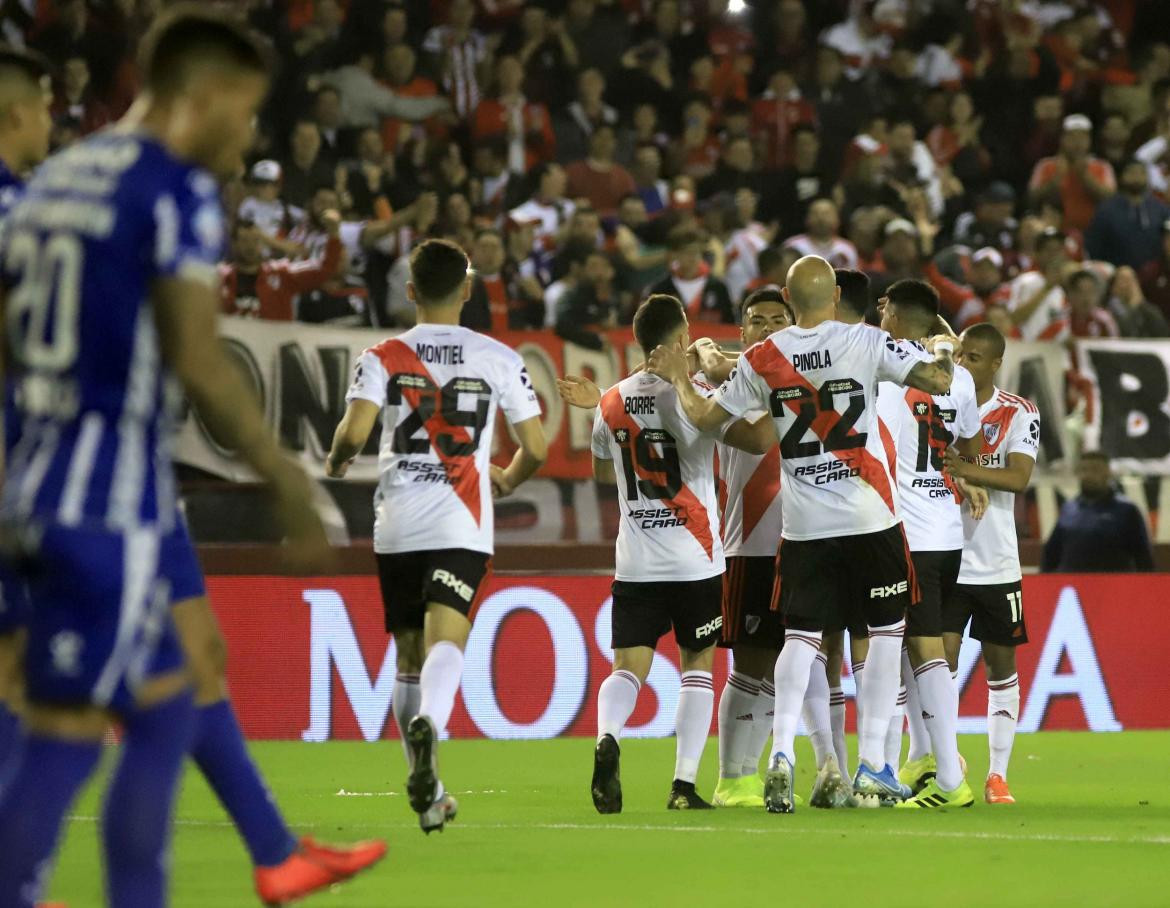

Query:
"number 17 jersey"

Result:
[[591, 373, 725, 583], [347, 323, 541, 556]]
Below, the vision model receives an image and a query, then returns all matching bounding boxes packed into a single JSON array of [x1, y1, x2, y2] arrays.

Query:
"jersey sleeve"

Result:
[[499, 352, 542, 423], [954, 368, 981, 440], [1006, 406, 1040, 461], [714, 353, 766, 420], [345, 350, 389, 407], [590, 407, 612, 460], [873, 329, 920, 385], [153, 170, 224, 288]]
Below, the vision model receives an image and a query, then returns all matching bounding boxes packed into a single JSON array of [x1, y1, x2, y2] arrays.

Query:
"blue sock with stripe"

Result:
[[191, 699, 297, 867]]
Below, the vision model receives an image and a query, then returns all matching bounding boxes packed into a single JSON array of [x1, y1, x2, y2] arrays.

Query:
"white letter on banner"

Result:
[[594, 597, 679, 738], [302, 589, 396, 743], [1019, 586, 1122, 733], [463, 587, 588, 739]]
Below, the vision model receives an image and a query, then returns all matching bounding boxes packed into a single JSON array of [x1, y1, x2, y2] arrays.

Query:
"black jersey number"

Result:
[[388, 374, 492, 457], [914, 405, 955, 472], [771, 378, 867, 459], [616, 427, 682, 501]]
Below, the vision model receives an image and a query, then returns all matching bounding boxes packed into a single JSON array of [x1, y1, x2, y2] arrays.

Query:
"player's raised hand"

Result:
[[925, 334, 958, 356], [557, 375, 602, 409], [324, 454, 353, 478], [646, 343, 688, 384]]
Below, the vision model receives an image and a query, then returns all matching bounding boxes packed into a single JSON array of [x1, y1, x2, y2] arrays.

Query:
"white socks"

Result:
[[829, 685, 849, 778], [392, 673, 421, 764], [987, 673, 1020, 780], [903, 649, 931, 763], [742, 679, 774, 777], [418, 641, 464, 734], [916, 658, 962, 790], [802, 653, 834, 770], [597, 670, 641, 742], [884, 686, 905, 769], [769, 630, 821, 764], [852, 660, 865, 700], [675, 671, 714, 784], [857, 621, 904, 769], [717, 671, 759, 778]]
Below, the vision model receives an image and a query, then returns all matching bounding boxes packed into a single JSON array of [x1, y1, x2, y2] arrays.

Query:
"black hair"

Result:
[[409, 238, 470, 304], [668, 226, 703, 250], [963, 321, 1006, 358], [743, 286, 794, 324], [0, 44, 51, 88], [1081, 450, 1110, 464], [139, 5, 269, 97], [560, 237, 596, 269], [757, 245, 785, 275], [834, 268, 870, 319], [885, 278, 940, 332], [633, 294, 687, 351]]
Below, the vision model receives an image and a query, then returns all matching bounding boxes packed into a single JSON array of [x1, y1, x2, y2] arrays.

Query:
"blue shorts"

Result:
[[22, 522, 185, 713], [162, 518, 206, 605], [0, 559, 30, 636]]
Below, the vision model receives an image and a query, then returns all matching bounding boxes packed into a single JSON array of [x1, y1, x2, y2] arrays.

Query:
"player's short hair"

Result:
[[668, 226, 703, 251], [0, 44, 51, 91], [139, 5, 270, 97], [409, 238, 470, 305], [834, 268, 870, 319], [963, 322, 1006, 358], [743, 286, 794, 324], [757, 245, 784, 275], [633, 293, 687, 351], [885, 278, 939, 331], [1081, 449, 1110, 464]]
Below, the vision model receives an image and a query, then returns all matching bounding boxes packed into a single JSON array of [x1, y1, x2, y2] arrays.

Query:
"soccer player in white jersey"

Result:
[[588, 294, 773, 812], [942, 323, 1039, 805], [647, 256, 955, 812], [875, 280, 987, 809], [327, 238, 548, 831]]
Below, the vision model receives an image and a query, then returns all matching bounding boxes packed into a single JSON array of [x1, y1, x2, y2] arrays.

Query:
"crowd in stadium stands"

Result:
[[12, 0, 1170, 345]]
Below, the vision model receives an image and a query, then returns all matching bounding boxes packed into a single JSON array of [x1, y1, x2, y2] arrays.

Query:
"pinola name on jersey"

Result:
[[792, 349, 832, 371], [627, 505, 688, 529], [793, 459, 860, 485]]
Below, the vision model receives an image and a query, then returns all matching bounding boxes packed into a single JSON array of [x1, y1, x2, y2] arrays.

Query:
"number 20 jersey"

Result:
[[591, 373, 725, 583], [716, 321, 918, 542], [347, 323, 541, 556]]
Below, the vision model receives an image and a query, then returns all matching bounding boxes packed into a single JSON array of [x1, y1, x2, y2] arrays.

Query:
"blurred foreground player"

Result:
[[328, 238, 547, 832], [944, 324, 1039, 804], [0, 10, 383, 906]]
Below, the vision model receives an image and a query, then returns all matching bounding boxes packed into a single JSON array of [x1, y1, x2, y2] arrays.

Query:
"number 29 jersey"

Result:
[[591, 373, 725, 583], [716, 321, 918, 542], [347, 323, 541, 556]]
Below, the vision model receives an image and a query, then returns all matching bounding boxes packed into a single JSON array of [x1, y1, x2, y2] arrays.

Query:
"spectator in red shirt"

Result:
[[750, 68, 816, 171], [462, 227, 546, 333], [379, 44, 442, 155], [220, 215, 344, 321], [1067, 269, 1119, 338], [472, 54, 556, 174], [955, 246, 1012, 329], [1029, 113, 1117, 233], [1138, 219, 1170, 319], [565, 124, 636, 216]]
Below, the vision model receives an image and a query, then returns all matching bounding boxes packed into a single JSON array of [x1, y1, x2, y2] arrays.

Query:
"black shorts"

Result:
[[611, 575, 723, 652], [773, 524, 916, 634], [943, 580, 1028, 647], [376, 548, 492, 632], [719, 556, 785, 650], [906, 550, 963, 638]]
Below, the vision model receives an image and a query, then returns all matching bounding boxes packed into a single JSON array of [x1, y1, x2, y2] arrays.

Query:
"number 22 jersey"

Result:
[[347, 324, 541, 556]]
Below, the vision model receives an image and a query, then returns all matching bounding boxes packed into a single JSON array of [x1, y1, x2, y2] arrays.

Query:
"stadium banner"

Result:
[[1077, 339, 1170, 474], [177, 322, 1068, 481], [208, 572, 1164, 741]]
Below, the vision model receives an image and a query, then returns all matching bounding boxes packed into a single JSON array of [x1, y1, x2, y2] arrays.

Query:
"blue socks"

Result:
[[0, 733, 102, 907], [191, 699, 297, 867], [0, 701, 23, 791], [103, 690, 197, 908]]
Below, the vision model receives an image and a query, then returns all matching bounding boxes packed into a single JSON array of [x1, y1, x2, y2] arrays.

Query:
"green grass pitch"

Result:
[[50, 732, 1169, 907]]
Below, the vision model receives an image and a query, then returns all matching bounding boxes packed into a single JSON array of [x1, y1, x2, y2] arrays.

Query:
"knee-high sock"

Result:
[[987, 674, 1020, 780], [0, 734, 101, 907], [915, 659, 963, 790], [903, 649, 931, 762], [769, 631, 821, 764], [829, 685, 849, 779], [597, 670, 640, 742], [885, 685, 906, 768], [392, 673, 421, 765], [191, 699, 297, 867], [717, 671, 759, 778], [104, 691, 197, 907], [801, 653, 834, 769], [674, 671, 714, 784], [741, 679, 774, 777], [857, 621, 904, 769], [852, 660, 865, 702], [418, 641, 464, 735]]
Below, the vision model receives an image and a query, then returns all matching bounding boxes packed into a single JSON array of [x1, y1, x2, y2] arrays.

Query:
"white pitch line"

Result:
[[66, 816, 1169, 847]]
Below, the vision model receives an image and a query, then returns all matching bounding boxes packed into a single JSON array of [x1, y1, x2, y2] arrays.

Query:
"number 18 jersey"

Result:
[[347, 323, 541, 556], [591, 373, 725, 583]]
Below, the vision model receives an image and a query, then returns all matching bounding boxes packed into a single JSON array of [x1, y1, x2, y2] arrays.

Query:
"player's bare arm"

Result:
[[326, 399, 380, 478], [944, 449, 1035, 493], [903, 343, 954, 394], [646, 343, 734, 432], [490, 415, 547, 498], [153, 276, 331, 570], [691, 338, 736, 385], [557, 375, 602, 409], [954, 477, 990, 519], [723, 414, 777, 455]]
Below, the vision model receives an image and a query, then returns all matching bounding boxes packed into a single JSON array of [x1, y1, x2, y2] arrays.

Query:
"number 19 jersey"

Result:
[[716, 321, 918, 542], [591, 373, 725, 583], [347, 323, 541, 556]]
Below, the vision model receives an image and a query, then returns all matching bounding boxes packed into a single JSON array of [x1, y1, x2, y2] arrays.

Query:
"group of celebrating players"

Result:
[[0, 6, 1041, 907]]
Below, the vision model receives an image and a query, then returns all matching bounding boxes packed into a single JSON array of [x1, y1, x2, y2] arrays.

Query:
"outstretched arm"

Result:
[[903, 340, 955, 394], [326, 399, 380, 477], [646, 343, 735, 432], [944, 449, 1035, 493]]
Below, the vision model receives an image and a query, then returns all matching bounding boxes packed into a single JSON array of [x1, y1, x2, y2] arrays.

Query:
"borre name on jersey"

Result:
[[592, 373, 725, 583], [347, 324, 541, 555], [715, 321, 917, 541]]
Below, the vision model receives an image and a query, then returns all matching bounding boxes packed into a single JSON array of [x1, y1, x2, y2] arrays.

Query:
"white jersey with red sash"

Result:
[[718, 432, 782, 558], [346, 324, 541, 555], [592, 373, 725, 582]]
